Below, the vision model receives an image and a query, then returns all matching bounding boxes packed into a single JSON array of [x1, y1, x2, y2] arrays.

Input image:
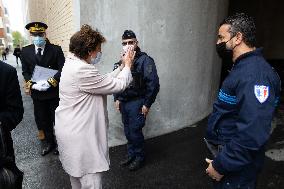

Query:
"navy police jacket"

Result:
[[113, 48, 160, 108], [206, 48, 281, 175]]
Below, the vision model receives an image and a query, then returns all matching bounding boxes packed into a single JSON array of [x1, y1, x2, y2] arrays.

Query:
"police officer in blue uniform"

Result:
[[205, 13, 281, 188], [114, 30, 160, 171], [21, 22, 65, 156]]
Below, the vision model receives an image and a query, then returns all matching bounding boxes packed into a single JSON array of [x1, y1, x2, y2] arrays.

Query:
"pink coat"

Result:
[[55, 53, 132, 177]]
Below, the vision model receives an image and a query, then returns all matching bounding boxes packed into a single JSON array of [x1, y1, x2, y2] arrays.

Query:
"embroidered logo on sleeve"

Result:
[[254, 85, 269, 103], [146, 64, 153, 74]]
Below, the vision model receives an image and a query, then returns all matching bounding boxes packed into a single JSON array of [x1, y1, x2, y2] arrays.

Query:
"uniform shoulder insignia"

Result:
[[144, 55, 155, 74], [146, 64, 153, 74], [254, 85, 269, 103]]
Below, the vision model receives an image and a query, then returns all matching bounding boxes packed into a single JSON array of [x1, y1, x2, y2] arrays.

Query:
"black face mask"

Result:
[[216, 38, 234, 60]]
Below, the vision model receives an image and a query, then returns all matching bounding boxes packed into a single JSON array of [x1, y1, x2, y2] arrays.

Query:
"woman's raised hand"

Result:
[[122, 46, 136, 69]]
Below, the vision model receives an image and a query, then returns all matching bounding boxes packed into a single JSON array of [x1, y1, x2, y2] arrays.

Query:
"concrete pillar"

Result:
[[79, 0, 229, 146]]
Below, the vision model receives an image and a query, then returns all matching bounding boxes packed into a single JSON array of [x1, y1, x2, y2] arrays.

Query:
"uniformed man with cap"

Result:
[[113, 30, 160, 171], [21, 22, 65, 156]]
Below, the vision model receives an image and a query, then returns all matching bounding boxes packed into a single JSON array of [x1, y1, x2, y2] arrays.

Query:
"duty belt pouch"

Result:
[[0, 125, 17, 189]]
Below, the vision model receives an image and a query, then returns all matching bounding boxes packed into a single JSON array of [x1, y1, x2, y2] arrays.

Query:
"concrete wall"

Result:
[[80, 0, 229, 146]]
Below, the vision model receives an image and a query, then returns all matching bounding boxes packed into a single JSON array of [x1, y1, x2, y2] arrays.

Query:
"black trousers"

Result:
[[15, 56, 20, 64], [1, 128, 23, 189], [3, 162, 24, 189], [32, 98, 59, 145]]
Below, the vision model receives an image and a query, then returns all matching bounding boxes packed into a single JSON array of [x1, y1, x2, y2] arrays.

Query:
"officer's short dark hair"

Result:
[[122, 30, 136, 40], [69, 24, 106, 59], [220, 13, 257, 48]]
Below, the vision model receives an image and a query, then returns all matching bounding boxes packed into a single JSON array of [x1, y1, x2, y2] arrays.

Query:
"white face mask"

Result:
[[122, 45, 134, 53], [90, 52, 102, 64]]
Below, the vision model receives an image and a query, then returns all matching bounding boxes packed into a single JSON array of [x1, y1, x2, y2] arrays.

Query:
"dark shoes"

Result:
[[120, 156, 145, 171], [120, 156, 135, 167], [41, 143, 58, 156], [128, 159, 144, 171], [41, 144, 55, 156]]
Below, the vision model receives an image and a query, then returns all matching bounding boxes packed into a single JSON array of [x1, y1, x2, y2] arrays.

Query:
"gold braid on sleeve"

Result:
[[26, 80, 33, 89], [47, 77, 58, 87]]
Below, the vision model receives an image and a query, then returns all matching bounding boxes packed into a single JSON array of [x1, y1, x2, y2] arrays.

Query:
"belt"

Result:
[[120, 96, 143, 102]]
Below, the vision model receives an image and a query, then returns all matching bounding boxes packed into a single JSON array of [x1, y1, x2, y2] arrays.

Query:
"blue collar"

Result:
[[234, 48, 263, 65]]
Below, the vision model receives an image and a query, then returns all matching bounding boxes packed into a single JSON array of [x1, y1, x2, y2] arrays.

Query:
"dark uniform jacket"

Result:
[[21, 41, 65, 100], [113, 48, 160, 108], [206, 48, 281, 175], [0, 62, 23, 163], [13, 48, 21, 57]]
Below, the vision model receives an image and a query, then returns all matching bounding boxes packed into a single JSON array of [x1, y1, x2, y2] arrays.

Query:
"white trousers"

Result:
[[70, 173, 102, 189]]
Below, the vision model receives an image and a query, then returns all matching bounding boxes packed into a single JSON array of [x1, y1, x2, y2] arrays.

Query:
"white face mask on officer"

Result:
[[90, 52, 102, 65], [122, 45, 134, 53]]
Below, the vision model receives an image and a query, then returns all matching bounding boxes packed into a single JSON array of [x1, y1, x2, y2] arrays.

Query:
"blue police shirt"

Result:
[[206, 48, 281, 175], [113, 49, 160, 108]]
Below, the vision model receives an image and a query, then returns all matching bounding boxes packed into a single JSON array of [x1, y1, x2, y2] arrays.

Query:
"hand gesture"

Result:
[[23, 82, 31, 95], [115, 100, 120, 111], [122, 46, 136, 69], [141, 105, 149, 117]]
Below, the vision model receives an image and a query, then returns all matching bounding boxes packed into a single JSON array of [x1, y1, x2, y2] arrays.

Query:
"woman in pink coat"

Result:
[[54, 25, 134, 189]]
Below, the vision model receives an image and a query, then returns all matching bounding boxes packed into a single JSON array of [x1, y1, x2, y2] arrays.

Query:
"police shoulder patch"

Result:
[[146, 64, 153, 74], [254, 85, 269, 103]]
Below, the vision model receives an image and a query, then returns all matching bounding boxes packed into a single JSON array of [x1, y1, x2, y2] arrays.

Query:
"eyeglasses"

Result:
[[122, 41, 136, 46]]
